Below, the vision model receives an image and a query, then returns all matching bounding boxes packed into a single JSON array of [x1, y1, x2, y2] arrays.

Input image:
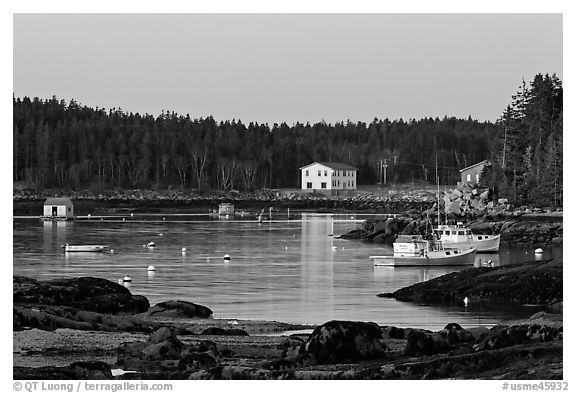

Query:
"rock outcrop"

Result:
[[13, 276, 149, 315], [146, 300, 213, 319], [379, 257, 562, 307]]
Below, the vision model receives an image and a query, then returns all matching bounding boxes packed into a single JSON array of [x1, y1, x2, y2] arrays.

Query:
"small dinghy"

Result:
[[61, 244, 107, 253]]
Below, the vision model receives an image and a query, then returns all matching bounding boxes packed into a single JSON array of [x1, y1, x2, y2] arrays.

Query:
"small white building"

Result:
[[43, 197, 74, 220], [300, 162, 359, 195]]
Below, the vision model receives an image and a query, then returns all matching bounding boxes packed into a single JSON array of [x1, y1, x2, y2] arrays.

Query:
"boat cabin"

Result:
[[393, 235, 443, 256]]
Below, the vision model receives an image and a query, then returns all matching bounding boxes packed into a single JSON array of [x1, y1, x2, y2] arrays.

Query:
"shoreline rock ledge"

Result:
[[378, 257, 562, 309]]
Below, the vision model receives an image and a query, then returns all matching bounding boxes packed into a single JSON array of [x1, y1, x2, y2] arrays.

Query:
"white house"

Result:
[[299, 162, 359, 195], [43, 197, 74, 220]]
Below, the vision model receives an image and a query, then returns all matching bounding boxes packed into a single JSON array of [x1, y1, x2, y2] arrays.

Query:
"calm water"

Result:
[[12, 213, 560, 330]]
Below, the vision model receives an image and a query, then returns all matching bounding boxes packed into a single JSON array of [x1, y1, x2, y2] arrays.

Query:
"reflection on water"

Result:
[[13, 214, 561, 330]]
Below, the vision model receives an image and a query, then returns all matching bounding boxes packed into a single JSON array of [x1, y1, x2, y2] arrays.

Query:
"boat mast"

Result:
[[436, 154, 440, 227]]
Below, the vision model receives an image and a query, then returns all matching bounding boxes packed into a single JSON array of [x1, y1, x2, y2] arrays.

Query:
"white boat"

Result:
[[61, 244, 107, 252], [370, 235, 476, 266], [433, 223, 500, 253]]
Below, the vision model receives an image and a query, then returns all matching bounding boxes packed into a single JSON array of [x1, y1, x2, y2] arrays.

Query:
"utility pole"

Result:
[[382, 159, 389, 185]]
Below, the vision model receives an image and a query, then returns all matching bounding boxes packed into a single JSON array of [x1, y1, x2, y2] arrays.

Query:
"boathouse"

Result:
[[43, 197, 74, 220], [218, 203, 234, 216], [459, 160, 490, 185], [299, 162, 359, 196]]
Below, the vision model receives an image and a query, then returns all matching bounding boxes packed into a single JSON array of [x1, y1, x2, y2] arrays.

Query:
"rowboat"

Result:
[[433, 223, 500, 253], [61, 244, 107, 252], [370, 235, 476, 266]]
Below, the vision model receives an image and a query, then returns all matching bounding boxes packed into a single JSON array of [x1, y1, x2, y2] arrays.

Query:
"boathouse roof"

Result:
[[44, 197, 74, 206]]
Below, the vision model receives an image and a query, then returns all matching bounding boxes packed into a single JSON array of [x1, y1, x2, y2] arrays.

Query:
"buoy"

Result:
[[159, 233, 164, 236], [535, 248, 544, 254], [110, 249, 115, 254], [88, 214, 91, 218], [123, 218, 125, 221], [224, 254, 231, 261], [285, 246, 288, 250], [131, 213, 134, 217], [148, 265, 155, 271], [163, 217, 166, 221], [147, 242, 156, 248], [463, 296, 469, 307], [228, 320, 239, 325], [182, 247, 187, 253], [118, 278, 123, 284], [123, 275, 132, 282]]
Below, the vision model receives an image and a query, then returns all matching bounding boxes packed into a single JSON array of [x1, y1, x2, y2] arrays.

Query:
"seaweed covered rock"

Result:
[[13, 276, 149, 315], [146, 300, 213, 319], [303, 320, 387, 364]]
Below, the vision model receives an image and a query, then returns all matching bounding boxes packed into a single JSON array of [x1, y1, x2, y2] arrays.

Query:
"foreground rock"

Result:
[[303, 320, 387, 364], [378, 258, 562, 307]]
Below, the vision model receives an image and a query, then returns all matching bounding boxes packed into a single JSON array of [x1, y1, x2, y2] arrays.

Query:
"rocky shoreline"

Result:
[[13, 263, 563, 380]]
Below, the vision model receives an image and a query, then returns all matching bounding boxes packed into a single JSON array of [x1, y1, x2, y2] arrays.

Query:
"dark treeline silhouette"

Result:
[[13, 97, 499, 192], [484, 73, 563, 206]]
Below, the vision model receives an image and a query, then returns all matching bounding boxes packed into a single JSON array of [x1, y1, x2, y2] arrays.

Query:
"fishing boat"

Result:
[[433, 223, 500, 252], [370, 235, 476, 266], [61, 244, 107, 252]]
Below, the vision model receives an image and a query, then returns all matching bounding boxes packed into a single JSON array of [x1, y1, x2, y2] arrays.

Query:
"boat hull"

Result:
[[370, 247, 477, 267], [442, 235, 500, 253], [63, 245, 106, 252]]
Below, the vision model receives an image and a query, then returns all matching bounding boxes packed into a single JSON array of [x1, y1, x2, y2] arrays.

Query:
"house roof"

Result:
[[44, 197, 74, 206], [459, 160, 490, 173], [299, 162, 359, 171]]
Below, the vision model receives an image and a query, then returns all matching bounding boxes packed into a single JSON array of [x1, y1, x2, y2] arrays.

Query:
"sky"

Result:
[[13, 13, 562, 125]]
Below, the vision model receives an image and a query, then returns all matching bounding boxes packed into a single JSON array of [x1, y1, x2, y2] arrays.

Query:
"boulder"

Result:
[[277, 335, 306, 359], [146, 300, 213, 319], [303, 320, 387, 364], [446, 200, 463, 215], [404, 330, 450, 356], [117, 327, 184, 370], [179, 351, 218, 371]]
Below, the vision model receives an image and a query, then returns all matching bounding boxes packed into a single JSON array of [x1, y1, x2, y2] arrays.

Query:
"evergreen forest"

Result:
[[13, 73, 562, 206]]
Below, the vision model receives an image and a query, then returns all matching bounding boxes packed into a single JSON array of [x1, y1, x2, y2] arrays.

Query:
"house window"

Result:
[[318, 170, 321, 176], [68, 208, 71, 212], [305, 170, 309, 176], [307, 182, 312, 189], [332, 171, 335, 176], [324, 170, 327, 176], [321, 182, 327, 189], [476, 174, 480, 182], [466, 174, 471, 182]]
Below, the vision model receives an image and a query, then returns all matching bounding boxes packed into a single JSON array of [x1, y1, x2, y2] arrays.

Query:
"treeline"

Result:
[[13, 97, 499, 192], [484, 73, 563, 206]]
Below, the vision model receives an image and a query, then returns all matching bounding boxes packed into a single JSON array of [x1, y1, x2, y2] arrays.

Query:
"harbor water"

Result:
[[12, 213, 560, 330]]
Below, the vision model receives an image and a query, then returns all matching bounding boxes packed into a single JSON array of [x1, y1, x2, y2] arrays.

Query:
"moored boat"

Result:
[[61, 244, 107, 252], [370, 235, 476, 266], [433, 223, 500, 252]]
